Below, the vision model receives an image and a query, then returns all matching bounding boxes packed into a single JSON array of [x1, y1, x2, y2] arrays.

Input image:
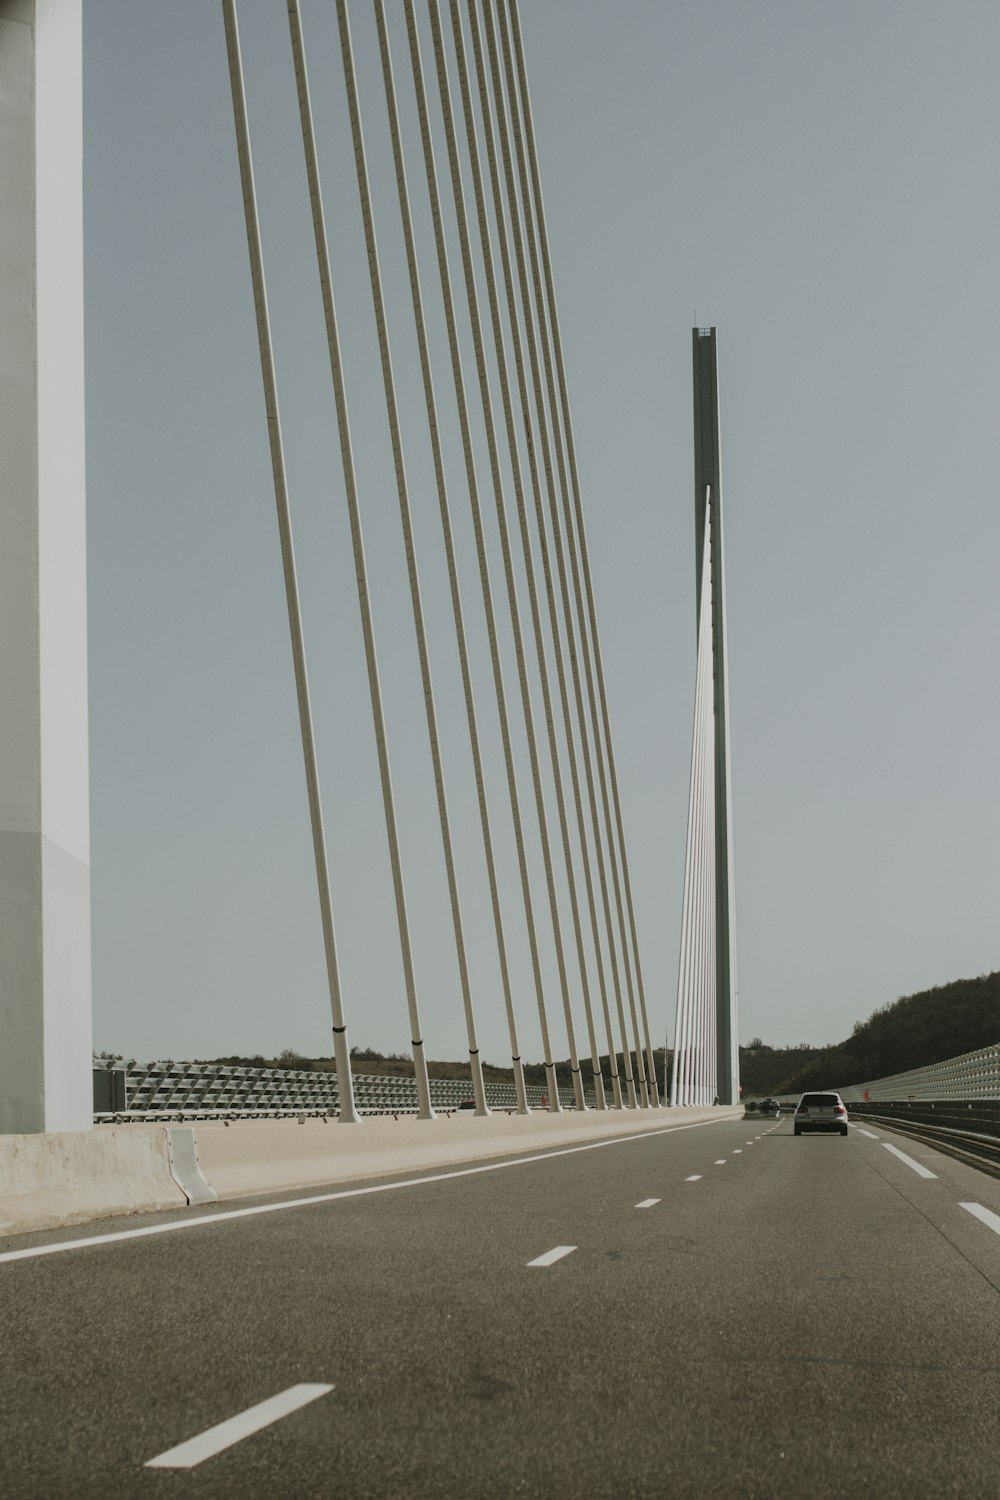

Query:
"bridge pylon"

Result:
[[0, 0, 92, 1133], [671, 329, 739, 1107]]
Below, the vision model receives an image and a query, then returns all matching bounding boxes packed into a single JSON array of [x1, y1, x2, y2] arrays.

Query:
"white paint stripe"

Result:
[[714, 1159, 727, 1165], [960, 1202, 1000, 1237], [685, 1175, 702, 1182], [145, 1384, 333, 1469], [733, 1149, 742, 1154], [635, 1198, 660, 1209], [882, 1142, 937, 1179], [0, 1119, 726, 1267], [857, 1128, 880, 1139], [527, 1245, 576, 1268]]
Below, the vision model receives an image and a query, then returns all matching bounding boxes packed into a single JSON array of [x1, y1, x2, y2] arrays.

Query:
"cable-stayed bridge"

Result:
[[2, 0, 736, 1134], [4, 8, 1000, 1497]]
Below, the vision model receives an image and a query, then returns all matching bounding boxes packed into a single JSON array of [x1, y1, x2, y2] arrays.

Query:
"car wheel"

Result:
[[841, 1126, 848, 1136], [793, 1124, 801, 1136]]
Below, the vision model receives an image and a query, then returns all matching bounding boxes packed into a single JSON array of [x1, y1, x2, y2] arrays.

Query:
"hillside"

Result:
[[736, 1042, 827, 1097], [766, 970, 1000, 1095]]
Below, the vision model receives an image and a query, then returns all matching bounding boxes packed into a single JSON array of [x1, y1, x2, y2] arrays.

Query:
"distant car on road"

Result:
[[793, 1091, 849, 1136], [743, 1097, 780, 1119]]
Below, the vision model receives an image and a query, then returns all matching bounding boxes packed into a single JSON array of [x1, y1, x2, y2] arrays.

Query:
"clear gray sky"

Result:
[[84, 1, 1000, 1069]]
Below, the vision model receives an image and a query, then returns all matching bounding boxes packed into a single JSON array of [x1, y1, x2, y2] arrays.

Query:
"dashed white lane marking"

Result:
[[685, 1175, 702, 1182], [857, 1128, 880, 1139], [635, 1198, 660, 1209], [960, 1203, 1000, 1237], [527, 1245, 577, 1268], [882, 1142, 937, 1179], [713, 1159, 727, 1165], [733, 1149, 742, 1154], [145, 1384, 333, 1469], [0, 1118, 729, 1266]]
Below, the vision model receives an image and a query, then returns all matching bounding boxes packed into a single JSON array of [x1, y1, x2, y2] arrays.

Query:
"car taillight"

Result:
[[835, 1105, 846, 1115], [798, 1106, 809, 1114]]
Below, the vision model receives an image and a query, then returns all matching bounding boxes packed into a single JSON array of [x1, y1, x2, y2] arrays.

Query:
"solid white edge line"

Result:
[[634, 1198, 660, 1209], [882, 1142, 937, 1179], [960, 1202, 1000, 1236], [685, 1175, 702, 1182], [0, 1119, 724, 1266], [527, 1245, 576, 1268], [145, 1383, 334, 1469]]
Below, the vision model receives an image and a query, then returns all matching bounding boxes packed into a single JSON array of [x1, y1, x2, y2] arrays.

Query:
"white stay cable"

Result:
[[696, 506, 718, 1103], [504, 0, 660, 1102], [306, 0, 489, 1115], [671, 575, 701, 1107], [284, 0, 434, 1121], [495, 0, 653, 1104], [221, 1, 359, 1124], [470, 0, 641, 1109], [371, 0, 529, 1114], [673, 505, 714, 1105], [423, 0, 589, 1111], [444, 0, 610, 1110], [402, 0, 561, 1110], [460, 0, 629, 1109]]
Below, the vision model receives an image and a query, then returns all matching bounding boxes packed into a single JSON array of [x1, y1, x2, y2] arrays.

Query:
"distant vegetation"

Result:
[[740, 970, 1000, 1096], [737, 1041, 827, 1097]]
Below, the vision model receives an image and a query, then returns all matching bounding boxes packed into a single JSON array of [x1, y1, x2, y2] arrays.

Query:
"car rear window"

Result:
[[800, 1093, 840, 1106]]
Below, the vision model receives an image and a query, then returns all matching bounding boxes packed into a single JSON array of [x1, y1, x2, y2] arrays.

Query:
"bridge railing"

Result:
[[835, 1040, 1000, 1104], [91, 1058, 583, 1120]]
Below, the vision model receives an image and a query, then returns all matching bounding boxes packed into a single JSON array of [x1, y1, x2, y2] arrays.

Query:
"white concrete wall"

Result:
[[0, 1127, 188, 1236], [1, 1109, 742, 1237], [0, 0, 92, 1132]]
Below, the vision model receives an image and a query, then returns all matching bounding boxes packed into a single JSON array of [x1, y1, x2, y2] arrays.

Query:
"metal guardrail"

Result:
[[848, 1100, 1000, 1178], [91, 1059, 586, 1121], [850, 1098, 1000, 1135]]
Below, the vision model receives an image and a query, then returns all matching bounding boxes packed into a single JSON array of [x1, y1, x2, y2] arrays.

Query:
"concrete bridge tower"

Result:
[[692, 328, 739, 1105], [0, 0, 92, 1132]]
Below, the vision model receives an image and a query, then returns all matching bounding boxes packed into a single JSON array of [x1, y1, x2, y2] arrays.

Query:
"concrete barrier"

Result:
[[0, 1126, 186, 1237], [0, 1107, 742, 1238]]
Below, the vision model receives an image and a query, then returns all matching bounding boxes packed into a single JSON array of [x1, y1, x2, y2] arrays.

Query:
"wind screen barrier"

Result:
[[91, 1059, 583, 1121], [837, 1041, 1000, 1104]]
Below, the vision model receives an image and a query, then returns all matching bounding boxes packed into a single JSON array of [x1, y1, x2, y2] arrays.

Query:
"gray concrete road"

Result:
[[3, 1114, 1000, 1498]]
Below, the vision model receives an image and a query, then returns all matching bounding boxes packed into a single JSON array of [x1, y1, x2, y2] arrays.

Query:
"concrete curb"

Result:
[[0, 1126, 187, 1237]]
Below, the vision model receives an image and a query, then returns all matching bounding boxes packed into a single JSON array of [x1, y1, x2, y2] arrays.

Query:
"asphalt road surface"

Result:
[[3, 1114, 1000, 1499]]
